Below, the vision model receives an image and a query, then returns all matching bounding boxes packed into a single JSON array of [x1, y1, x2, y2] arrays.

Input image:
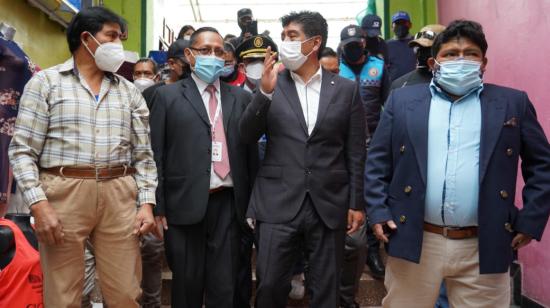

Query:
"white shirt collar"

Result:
[[290, 66, 323, 85], [191, 72, 221, 94]]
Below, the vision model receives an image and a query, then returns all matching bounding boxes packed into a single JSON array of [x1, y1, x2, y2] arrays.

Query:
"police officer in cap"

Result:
[[233, 34, 277, 308], [235, 35, 278, 94]]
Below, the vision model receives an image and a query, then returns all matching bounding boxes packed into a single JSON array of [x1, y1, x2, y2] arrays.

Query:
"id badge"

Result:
[[212, 141, 223, 162]]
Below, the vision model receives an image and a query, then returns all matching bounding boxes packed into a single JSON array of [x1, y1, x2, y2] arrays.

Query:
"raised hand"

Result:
[[260, 46, 278, 94]]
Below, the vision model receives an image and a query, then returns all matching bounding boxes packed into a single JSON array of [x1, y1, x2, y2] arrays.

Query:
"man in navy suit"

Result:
[[365, 20, 550, 307]]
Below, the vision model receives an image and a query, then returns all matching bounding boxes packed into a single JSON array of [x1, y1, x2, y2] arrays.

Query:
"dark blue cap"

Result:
[[392, 11, 411, 23]]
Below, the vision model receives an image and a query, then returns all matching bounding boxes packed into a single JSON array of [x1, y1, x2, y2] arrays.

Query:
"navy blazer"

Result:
[[365, 83, 550, 274]]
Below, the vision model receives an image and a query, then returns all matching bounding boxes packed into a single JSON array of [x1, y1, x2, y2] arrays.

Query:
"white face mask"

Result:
[[133, 78, 155, 92], [279, 37, 316, 71], [245, 61, 264, 80], [183, 35, 191, 41], [82, 32, 125, 73]]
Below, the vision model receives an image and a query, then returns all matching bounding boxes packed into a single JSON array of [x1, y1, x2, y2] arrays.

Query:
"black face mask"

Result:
[[343, 43, 364, 63], [394, 23, 410, 39], [416, 47, 432, 68]]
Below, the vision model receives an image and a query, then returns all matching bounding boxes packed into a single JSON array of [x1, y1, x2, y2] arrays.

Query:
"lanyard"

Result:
[[208, 90, 222, 138]]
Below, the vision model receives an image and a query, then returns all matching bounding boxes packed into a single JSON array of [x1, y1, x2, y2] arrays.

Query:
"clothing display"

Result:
[[0, 30, 36, 202]]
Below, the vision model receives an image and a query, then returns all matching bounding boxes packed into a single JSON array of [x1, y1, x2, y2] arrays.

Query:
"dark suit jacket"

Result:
[[365, 83, 550, 274], [239, 69, 366, 230], [149, 77, 258, 228]]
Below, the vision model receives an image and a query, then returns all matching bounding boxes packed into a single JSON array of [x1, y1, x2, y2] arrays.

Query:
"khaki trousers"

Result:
[[383, 231, 510, 308], [39, 173, 141, 308]]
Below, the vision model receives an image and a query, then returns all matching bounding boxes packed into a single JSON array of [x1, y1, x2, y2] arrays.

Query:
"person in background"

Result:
[[240, 11, 366, 308], [365, 19, 550, 307], [322, 43, 366, 308], [339, 25, 390, 139], [177, 25, 195, 40], [235, 35, 278, 94], [224, 34, 237, 42], [391, 24, 446, 90], [150, 27, 258, 308], [8, 7, 157, 307], [142, 39, 190, 108], [130, 57, 165, 308], [337, 25, 387, 307], [361, 14, 388, 60], [221, 41, 246, 87], [319, 47, 339, 74], [133, 58, 159, 92], [386, 11, 416, 81], [231, 8, 258, 48], [232, 35, 279, 308]]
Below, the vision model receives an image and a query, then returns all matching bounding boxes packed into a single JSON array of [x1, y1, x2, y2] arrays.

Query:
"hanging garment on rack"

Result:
[[0, 32, 37, 202]]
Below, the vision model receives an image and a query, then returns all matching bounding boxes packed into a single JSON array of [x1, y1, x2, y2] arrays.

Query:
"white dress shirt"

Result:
[[191, 73, 234, 189], [261, 67, 323, 135], [290, 67, 323, 135]]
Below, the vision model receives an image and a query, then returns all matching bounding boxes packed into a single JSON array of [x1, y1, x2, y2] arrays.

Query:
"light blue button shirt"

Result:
[[424, 81, 483, 227]]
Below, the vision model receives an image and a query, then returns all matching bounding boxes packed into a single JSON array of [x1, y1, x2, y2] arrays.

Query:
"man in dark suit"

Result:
[[150, 27, 257, 308], [365, 20, 550, 307], [239, 11, 366, 308]]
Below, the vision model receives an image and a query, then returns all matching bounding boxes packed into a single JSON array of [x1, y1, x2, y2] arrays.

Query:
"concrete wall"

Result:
[[438, 0, 550, 306], [0, 0, 70, 68]]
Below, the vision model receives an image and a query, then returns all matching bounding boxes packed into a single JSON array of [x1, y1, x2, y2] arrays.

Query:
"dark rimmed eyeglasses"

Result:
[[414, 30, 437, 41], [190, 47, 226, 58]]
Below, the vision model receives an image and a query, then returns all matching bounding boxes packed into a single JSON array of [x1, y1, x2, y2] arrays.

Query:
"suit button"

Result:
[[400, 145, 406, 154], [399, 215, 407, 223], [504, 222, 514, 233], [500, 190, 509, 199], [404, 186, 412, 194], [305, 169, 311, 175], [506, 148, 513, 156]]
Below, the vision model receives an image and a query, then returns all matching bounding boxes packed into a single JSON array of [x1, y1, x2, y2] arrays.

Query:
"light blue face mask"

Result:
[[433, 59, 483, 96], [193, 55, 225, 84], [220, 64, 235, 78]]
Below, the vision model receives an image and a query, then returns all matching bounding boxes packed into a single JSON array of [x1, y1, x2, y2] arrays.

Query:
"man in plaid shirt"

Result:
[[8, 7, 157, 308]]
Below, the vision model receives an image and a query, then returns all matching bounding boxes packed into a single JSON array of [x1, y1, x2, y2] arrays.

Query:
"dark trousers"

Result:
[[255, 195, 345, 308], [233, 227, 254, 308], [340, 223, 367, 306], [164, 189, 239, 308], [140, 233, 163, 308]]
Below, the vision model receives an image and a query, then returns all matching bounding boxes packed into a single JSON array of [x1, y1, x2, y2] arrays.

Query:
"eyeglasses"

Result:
[[414, 30, 437, 41], [190, 47, 226, 58]]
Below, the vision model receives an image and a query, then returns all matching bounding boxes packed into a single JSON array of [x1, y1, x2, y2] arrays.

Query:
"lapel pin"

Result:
[[331, 81, 335, 85]]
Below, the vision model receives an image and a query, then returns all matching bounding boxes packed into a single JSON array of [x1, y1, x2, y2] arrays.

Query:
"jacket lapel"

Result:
[[406, 87, 432, 185], [220, 83, 235, 134], [279, 70, 308, 136], [309, 69, 336, 139], [181, 78, 211, 127], [479, 90, 506, 182]]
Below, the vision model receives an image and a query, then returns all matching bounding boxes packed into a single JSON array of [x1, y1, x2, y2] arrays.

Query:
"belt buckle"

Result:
[[442, 227, 449, 238], [442, 226, 460, 238]]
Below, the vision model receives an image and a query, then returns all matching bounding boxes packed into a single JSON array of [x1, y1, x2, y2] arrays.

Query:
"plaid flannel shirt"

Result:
[[8, 58, 157, 207]]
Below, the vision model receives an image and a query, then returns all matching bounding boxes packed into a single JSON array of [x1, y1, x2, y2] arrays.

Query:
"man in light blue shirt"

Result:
[[425, 82, 483, 227], [365, 20, 550, 307]]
